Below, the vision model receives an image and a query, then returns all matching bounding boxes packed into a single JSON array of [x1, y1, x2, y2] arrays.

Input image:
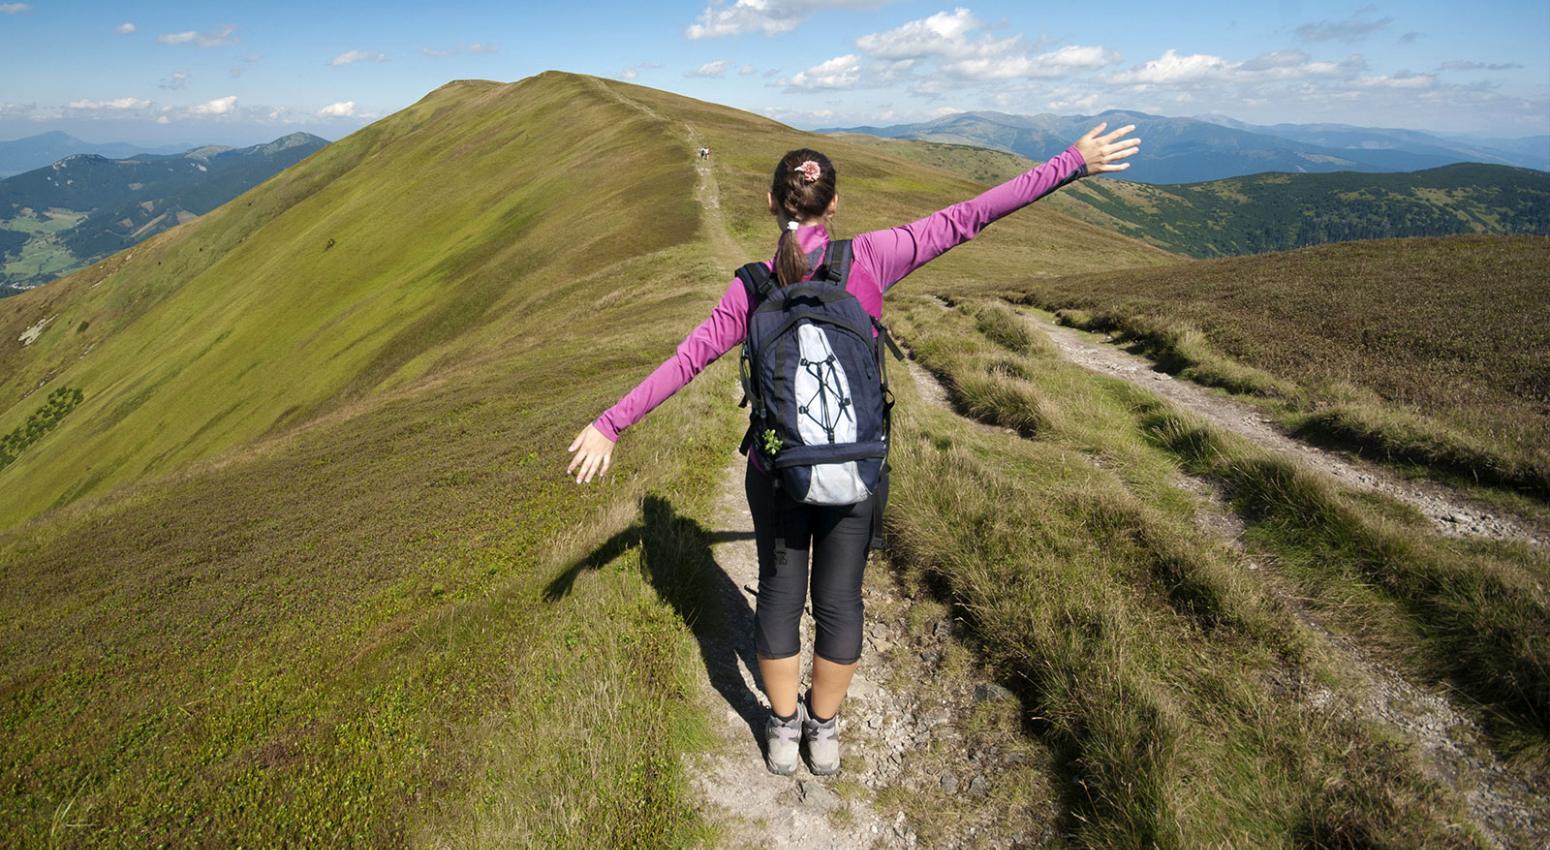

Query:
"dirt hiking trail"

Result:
[[1019, 303, 1547, 548], [600, 77, 1042, 848]]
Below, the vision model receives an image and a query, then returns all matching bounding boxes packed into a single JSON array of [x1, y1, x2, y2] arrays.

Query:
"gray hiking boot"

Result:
[[765, 708, 801, 776], [801, 698, 841, 775]]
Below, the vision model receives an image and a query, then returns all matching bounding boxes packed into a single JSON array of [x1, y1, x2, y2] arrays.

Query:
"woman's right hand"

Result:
[[1074, 122, 1141, 173], [566, 423, 616, 484]]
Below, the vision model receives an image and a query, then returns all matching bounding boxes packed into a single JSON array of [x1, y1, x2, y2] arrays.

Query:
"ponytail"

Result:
[[775, 225, 810, 287], [770, 148, 837, 286]]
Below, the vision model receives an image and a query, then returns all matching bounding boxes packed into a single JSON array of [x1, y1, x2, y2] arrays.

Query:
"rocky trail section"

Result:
[[691, 444, 1056, 850]]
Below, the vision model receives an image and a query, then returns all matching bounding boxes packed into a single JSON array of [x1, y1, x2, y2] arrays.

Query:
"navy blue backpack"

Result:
[[736, 239, 902, 513]]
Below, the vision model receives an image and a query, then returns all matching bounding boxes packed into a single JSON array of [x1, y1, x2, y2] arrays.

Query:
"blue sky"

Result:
[[2, 1, 1546, 146]]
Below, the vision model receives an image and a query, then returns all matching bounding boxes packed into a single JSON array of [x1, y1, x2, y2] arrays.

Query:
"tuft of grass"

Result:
[[972, 300, 1050, 357]]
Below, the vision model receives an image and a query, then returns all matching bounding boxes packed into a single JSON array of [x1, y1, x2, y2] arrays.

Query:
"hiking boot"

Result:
[[801, 696, 841, 775], [764, 708, 801, 776]]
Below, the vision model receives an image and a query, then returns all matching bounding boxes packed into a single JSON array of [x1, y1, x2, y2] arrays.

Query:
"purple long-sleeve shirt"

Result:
[[592, 143, 1089, 444]]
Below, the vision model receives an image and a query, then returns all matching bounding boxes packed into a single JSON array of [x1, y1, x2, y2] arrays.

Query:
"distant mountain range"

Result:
[[820, 111, 1550, 184], [834, 134, 1549, 257], [0, 133, 328, 294], [0, 131, 194, 178]]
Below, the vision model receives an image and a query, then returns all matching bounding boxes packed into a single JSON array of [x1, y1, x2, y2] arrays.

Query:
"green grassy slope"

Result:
[[0, 77, 703, 528], [0, 72, 1171, 846]]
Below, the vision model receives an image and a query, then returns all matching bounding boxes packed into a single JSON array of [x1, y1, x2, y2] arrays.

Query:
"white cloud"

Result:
[[159, 70, 191, 90], [66, 97, 152, 110], [855, 8, 991, 60], [685, 60, 730, 78], [1108, 48, 1357, 87], [117, 22, 136, 34], [155, 115, 171, 124], [0, 3, 31, 13], [318, 100, 357, 117], [1035, 45, 1123, 71], [783, 54, 863, 90], [687, 0, 885, 39], [852, 9, 1118, 82], [739, 64, 756, 76], [188, 95, 238, 115], [946, 46, 1120, 81], [329, 49, 386, 66], [1356, 71, 1436, 89], [1107, 49, 1234, 85], [158, 24, 239, 47]]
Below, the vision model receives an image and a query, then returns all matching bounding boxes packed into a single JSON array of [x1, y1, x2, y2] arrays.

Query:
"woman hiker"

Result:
[[566, 121, 1141, 776]]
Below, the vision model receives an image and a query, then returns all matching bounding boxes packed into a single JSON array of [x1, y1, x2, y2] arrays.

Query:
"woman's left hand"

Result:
[[1074, 122, 1141, 173]]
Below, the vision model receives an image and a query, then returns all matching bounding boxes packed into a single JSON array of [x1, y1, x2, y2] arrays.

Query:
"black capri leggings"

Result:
[[745, 459, 887, 665]]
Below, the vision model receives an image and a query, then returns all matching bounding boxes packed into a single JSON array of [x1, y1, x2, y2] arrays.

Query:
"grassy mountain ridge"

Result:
[[0, 74, 1175, 531], [0, 77, 695, 527], [0, 71, 729, 847], [0, 71, 1174, 846]]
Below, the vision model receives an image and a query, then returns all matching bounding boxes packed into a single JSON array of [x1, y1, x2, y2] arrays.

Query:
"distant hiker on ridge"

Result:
[[568, 121, 1141, 777]]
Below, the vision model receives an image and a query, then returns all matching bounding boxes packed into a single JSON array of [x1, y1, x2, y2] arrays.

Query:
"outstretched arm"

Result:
[[566, 275, 752, 483], [854, 123, 1140, 292]]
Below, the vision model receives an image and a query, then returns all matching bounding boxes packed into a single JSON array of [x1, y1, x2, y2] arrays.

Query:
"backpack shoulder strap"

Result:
[[816, 239, 853, 283], [735, 261, 778, 306]]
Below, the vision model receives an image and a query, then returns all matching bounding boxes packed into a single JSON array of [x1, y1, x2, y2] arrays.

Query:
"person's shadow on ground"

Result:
[[544, 494, 768, 743]]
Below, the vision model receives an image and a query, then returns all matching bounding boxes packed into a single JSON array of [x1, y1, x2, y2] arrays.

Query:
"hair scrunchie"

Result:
[[794, 160, 821, 184]]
